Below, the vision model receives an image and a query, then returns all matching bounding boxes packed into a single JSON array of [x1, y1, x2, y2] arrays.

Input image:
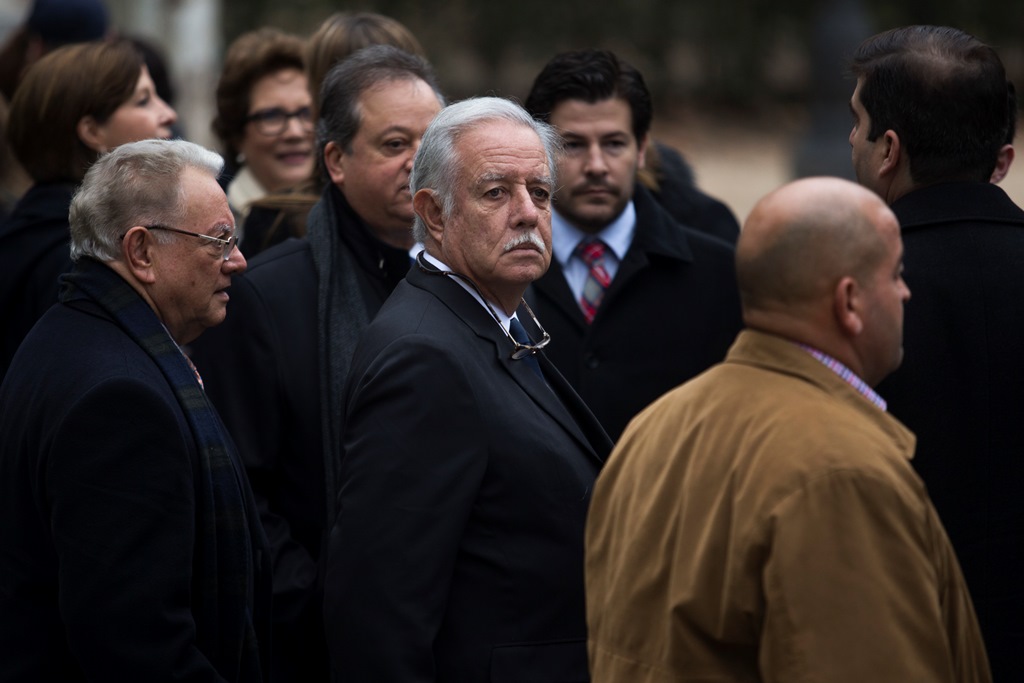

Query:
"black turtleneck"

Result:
[[328, 184, 411, 310]]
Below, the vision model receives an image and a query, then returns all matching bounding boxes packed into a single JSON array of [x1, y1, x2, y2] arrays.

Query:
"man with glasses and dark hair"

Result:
[[849, 26, 1024, 678], [0, 138, 271, 682], [323, 97, 612, 682], [190, 44, 445, 681]]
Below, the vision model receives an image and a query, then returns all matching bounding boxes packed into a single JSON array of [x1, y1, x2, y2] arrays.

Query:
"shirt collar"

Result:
[[420, 251, 515, 331], [552, 200, 636, 268], [797, 343, 887, 411]]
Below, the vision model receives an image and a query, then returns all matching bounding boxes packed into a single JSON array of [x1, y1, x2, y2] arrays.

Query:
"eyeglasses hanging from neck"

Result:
[[416, 253, 551, 360]]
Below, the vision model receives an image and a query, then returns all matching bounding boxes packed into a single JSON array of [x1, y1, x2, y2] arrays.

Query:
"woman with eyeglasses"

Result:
[[0, 38, 177, 383], [213, 28, 314, 241]]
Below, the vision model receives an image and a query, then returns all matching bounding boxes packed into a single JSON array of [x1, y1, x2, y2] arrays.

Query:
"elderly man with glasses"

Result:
[[0, 138, 271, 682], [323, 96, 613, 682]]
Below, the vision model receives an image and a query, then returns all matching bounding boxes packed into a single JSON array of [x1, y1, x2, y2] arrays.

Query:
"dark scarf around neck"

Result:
[[59, 258, 270, 682], [306, 186, 370, 529]]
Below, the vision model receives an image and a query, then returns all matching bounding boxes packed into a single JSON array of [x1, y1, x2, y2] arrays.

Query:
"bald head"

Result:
[[737, 177, 909, 385], [738, 177, 893, 314]]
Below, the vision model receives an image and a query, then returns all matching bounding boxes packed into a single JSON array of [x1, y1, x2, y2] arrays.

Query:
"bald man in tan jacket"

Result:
[[585, 177, 990, 683]]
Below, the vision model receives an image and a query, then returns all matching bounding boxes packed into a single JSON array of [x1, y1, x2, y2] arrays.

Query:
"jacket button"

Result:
[[585, 354, 600, 369]]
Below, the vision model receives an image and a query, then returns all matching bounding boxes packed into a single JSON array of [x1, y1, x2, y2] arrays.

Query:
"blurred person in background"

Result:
[[0, 98, 29, 221], [0, 0, 110, 223], [212, 27, 313, 239], [243, 11, 426, 257], [128, 34, 186, 140], [524, 49, 742, 440], [640, 141, 740, 244], [306, 11, 425, 120], [0, 38, 176, 383], [849, 25, 1024, 679], [0, 0, 110, 102]]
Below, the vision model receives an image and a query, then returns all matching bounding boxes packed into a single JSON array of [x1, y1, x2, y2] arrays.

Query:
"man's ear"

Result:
[[833, 275, 864, 336], [878, 129, 902, 178], [121, 226, 157, 284], [991, 143, 1014, 184], [413, 189, 445, 244], [323, 141, 345, 186]]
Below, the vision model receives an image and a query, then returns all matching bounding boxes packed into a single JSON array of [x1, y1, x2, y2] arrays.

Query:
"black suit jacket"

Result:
[[0, 280, 270, 682], [876, 181, 1024, 681], [324, 262, 612, 682], [529, 185, 743, 440]]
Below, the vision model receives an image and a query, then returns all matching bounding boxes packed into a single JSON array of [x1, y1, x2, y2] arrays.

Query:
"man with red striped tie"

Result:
[[525, 49, 743, 440]]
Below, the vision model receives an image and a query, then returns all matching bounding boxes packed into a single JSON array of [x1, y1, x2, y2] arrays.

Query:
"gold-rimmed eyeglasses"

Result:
[[145, 224, 239, 260]]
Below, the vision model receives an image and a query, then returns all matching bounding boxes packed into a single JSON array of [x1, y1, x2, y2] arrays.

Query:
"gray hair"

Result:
[[316, 44, 444, 181], [69, 139, 224, 262], [410, 97, 561, 244]]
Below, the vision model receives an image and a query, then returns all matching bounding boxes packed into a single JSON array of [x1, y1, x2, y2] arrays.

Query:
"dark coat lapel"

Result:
[[529, 184, 697, 329], [407, 264, 603, 463], [604, 184, 695, 303]]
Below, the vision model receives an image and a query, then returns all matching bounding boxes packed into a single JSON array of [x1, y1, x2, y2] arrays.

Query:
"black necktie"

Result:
[[509, 317, 544, 380]]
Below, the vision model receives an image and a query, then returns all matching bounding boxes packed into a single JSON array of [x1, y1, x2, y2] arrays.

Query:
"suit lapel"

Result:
[[498, 338, 602, 464], [603, 185, 696, 306], [408, 265, 604, 463]]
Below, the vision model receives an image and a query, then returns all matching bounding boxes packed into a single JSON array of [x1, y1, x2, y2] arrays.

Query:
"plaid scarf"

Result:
[[59, 258, 270, 682]]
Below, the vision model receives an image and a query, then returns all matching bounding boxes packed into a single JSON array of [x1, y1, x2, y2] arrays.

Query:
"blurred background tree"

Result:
[[209, 0, 1023, 106], [5, 0, 1018, 218]]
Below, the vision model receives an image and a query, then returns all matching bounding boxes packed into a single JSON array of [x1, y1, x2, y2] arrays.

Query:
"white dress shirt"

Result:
[[551, 201, 637, 302]]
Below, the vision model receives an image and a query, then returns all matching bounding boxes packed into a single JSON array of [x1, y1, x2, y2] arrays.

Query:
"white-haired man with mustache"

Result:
[[324, 97, 613, 682]]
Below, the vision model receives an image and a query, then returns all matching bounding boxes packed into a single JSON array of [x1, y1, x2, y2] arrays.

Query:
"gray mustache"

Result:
[[503, 232, 547, 253]]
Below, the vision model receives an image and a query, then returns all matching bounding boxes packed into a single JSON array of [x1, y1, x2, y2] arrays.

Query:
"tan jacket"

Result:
[[585, 330, 990, 683]]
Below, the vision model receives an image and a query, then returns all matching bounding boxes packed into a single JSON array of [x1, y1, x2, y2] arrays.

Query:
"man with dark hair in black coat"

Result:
[[849, 25, 1023, 679], [524, 49, 743, 440]]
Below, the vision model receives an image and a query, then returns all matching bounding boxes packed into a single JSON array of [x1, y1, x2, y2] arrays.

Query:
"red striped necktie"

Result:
[[576, 238, 611, 324]]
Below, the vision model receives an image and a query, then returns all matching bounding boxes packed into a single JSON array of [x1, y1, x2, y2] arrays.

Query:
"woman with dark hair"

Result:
[[0, 38, 177, 381]]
